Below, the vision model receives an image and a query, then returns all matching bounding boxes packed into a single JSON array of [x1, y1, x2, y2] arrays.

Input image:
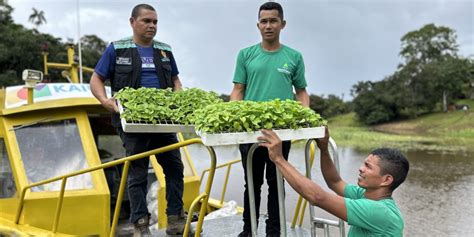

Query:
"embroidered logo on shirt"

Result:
[[277, 63, 292, 75], [116, 57, 132, 65]]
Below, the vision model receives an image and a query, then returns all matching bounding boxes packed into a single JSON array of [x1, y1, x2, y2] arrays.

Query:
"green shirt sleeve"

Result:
[[233, 50, 247, 85], [292, 53, 307, 89]]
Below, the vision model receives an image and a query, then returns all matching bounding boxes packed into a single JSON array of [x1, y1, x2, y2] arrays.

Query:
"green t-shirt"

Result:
[[344, 184, 404, 237], [232, 43, 307, 101]]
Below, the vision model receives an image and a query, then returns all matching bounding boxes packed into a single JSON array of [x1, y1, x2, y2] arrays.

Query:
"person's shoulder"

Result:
[[152, 40, 172, 52], [381, 198, 402, 215], [344, 184, 366, 199], [372, 199, 404, 227], [238, 43, 261, 57], [112, 36, 134, 49]]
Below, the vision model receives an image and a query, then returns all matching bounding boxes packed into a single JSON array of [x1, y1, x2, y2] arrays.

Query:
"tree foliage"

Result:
[[28, 8, 47, 29], [400, 23, 458, 65], [353, 24, 473, 124], [309, 94, 351, 118], [0, 0, 13, 25], [0, 2, 106, 87], [0, 19, 64, 86], [78, 34, 107, 82]]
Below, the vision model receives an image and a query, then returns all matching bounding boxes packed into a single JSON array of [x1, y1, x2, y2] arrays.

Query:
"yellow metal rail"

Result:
[[291, 140, 316, 228], [177, 133, 199, 176], [42, 45, 94, 83], [110, 161, 130, 236], [14, 138, 216, 237], [188, 145, 217, 237], [200, 158, 241, 205]]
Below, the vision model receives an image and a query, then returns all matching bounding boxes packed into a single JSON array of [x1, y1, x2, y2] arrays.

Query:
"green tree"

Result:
[[400, 23, 458, 65], [351, 81, 398, 124], [79, 34, 107, 82], [0, 0, 14, 25], [81, 34, 107, 54], [398, 24, 464, 113], [28, 8, 47, 29], [309, 94, 350, 118], [427, 56, 474, 110], [352, 24, 471, 124], [0, 3, 65, 87]]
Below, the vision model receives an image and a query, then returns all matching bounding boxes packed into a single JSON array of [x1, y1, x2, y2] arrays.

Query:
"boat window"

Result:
[[0, 138, 16, 198], [97, 135, 126, 161], [89, 115, 194, 176], [89, 116, 125, 162], [15, 119, 93, 192]]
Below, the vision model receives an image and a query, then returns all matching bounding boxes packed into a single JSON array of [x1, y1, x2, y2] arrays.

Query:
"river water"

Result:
[[185, 142, 474, 236]]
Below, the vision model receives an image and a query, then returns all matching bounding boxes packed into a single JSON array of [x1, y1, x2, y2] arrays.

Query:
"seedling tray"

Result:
[[117, 100, 195, 133], [197, 126, 325, 146]]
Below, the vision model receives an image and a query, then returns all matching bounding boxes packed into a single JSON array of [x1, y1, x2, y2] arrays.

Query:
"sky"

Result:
[[7, 0, 474, 100]]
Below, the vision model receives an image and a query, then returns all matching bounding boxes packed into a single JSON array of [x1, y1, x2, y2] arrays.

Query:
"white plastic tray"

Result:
[[117, 99, 195, 133], [197, 126, 325, 146]]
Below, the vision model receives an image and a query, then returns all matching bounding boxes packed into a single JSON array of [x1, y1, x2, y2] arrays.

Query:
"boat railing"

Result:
[[42, 44, 94, 84], [292, 138, 345, 237], [199, 158, 241, 206], [14, 138, 216, 237], [291, 140, 316, 228]]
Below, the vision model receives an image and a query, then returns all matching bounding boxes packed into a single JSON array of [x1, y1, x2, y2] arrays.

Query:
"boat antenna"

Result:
[[76, 0, 83, 83]]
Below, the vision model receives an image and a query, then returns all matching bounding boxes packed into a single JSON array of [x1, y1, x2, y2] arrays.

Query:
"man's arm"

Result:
[[90, 72, 118, 113], [295, 88, 309, 107], [316, 127, 347, 196], [258, 129, 348, 221], [172, 75, 182, 91], [230, 83, 245, 101]]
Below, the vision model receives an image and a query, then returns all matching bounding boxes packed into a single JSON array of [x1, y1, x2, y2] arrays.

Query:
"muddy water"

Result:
[[187, 143, 474, 236]]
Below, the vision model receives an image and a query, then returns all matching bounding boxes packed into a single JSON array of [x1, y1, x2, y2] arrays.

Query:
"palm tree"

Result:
[[28, 8, 46, 29]]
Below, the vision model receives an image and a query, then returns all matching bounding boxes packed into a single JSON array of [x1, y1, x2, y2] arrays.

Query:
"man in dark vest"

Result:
[[90, 3, 186, 236]]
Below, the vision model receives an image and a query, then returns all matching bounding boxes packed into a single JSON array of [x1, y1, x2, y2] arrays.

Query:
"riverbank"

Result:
[[328, 105, 474, 154]]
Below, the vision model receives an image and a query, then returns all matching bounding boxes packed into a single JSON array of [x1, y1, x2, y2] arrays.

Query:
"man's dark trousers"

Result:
[[240, 141, 291, 236], [117, 129, 184, 223]]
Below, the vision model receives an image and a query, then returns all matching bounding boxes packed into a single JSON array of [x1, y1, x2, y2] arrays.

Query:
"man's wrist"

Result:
[[273, 154, 285, 164], [99, 97, 109, 105]]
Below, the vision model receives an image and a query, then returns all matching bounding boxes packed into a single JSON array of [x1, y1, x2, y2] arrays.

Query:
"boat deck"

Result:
[[118, 214, 311, 236]]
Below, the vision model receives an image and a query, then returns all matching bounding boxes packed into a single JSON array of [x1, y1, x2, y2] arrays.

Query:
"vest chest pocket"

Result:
[[116, 65, 133, 74], [114, 65, 133, 91]]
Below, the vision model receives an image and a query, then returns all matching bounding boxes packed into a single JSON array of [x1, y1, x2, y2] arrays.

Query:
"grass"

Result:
[[328, 104, 474, 154]]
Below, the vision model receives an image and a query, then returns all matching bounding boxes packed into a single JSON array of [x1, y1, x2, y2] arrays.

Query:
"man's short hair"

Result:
[[131, 4, 155, 18], [370, 148, 409, 191], [259, 1, 284, 20]]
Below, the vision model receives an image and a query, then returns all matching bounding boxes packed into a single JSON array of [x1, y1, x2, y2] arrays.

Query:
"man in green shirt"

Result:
[[258, 128, 409, 236], [229, 2, 310, 236]]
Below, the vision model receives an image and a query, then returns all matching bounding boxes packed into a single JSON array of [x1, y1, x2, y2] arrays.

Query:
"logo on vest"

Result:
[[116, 57, 132, 65], [160, 50, 170, 62]]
